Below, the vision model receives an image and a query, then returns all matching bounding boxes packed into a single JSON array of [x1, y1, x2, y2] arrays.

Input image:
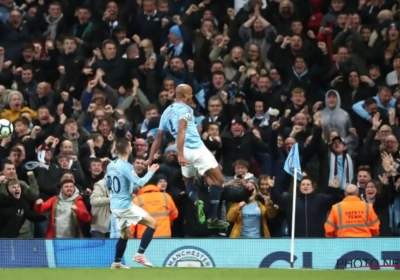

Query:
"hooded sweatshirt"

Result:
[[321, 90, 352, 139], [321, 90, 358, 155], [55, 187, 80, 238]]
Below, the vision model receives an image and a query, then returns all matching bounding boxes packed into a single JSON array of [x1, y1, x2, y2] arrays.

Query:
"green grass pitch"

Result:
[[0, 268, 398, 280]]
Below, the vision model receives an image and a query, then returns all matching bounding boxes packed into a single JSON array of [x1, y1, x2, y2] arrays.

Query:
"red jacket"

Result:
[[34, 194, 91, 238]]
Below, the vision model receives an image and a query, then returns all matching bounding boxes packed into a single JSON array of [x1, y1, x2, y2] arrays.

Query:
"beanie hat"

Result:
[[169, 25, 182, 40]]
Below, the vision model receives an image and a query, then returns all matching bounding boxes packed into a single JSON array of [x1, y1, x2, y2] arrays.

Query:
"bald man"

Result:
[[30, 82, 52, 110], [146, 84, 230, 229], [325, 184, 380, 238]]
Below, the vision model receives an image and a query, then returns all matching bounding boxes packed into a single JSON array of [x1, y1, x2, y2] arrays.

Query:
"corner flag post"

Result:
[[283, 143, 302, 269]]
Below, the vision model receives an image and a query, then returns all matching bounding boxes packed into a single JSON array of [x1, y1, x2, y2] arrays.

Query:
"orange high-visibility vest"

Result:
[[131, 185, 178, 238], [325, 196, 380, 238]]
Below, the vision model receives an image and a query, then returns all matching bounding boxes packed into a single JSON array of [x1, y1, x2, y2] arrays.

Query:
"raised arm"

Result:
[[145, 129, 165, 166]]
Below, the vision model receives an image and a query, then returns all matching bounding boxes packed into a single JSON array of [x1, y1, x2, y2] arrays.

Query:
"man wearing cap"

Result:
[[220, 116, 269, 179], [327, 136, 354, 190], [232, 91, 250, 116]]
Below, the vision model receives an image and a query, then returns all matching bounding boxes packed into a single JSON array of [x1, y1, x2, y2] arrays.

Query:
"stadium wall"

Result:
[[0, 239, 400, 269]]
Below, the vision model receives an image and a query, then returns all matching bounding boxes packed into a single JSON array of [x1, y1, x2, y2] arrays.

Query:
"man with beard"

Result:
[[0, 179, 45, 238], [158, 144, 183, 195], [34, 179, 91, 238], [355, 168, 372, 189], [163, 57, 192, 86]]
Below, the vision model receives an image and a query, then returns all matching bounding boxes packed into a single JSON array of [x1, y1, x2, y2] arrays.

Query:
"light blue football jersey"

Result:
[[159, 101, 204, 149], [105, 158, 141, 210]]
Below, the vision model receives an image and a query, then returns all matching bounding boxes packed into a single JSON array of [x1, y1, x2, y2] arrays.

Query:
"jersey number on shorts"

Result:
[[106, 175, 121, 194], [169, 119, 176, 133]]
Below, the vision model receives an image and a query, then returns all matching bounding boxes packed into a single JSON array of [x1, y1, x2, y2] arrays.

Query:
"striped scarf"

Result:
[[328, 152, 354, 190]]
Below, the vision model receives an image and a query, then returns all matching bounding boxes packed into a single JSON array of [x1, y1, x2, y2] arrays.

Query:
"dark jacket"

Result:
[[220, 130, 269, 176], [366, 180, 397, 237], [183, 178, 253, 237], [0, 189, 45, 238], [91, 49, 146, 89], [270, 126, 323, 193], [270, 187, 342, 237]]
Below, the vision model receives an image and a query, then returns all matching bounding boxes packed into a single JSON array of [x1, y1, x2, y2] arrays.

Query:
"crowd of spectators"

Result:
[[0, 0, 400, 239]]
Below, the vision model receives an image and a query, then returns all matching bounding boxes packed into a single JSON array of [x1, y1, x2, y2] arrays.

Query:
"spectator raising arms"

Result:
[[0, 0, 399, 242]]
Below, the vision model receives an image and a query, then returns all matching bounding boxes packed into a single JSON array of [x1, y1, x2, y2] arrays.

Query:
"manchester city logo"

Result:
[[163, 246, 215, 267]]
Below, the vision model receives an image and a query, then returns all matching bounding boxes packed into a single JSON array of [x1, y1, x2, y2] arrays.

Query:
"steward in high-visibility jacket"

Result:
[[131, 184, 178, 238], [325, 184, 380, 238]]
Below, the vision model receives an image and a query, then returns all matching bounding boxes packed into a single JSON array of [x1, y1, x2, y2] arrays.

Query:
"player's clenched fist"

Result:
[[36, 199, 44, 205]]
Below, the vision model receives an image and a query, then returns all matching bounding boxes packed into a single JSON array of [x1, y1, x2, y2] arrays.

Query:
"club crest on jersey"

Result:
[[181, 113, 191, 121], [132, 169, 137, 176], [163, 246, 215, 267]]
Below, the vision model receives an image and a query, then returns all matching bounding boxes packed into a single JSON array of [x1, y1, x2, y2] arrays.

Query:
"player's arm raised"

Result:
[[134, 164, 160, 188], [145, 130, 164, 165], [177, 118, 190, 166]]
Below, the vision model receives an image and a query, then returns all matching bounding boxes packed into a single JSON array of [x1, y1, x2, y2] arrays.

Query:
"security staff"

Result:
[[325, 185, 380, 237]]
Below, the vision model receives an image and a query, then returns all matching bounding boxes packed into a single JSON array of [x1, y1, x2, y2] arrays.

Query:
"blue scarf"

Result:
[[140, 119, 149, 133], [169, 42, 183, 56], [292, 67, 308, 80]]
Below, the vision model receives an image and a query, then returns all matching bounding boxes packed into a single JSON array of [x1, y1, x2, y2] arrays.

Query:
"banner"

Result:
[[0, 239, 399, 269]]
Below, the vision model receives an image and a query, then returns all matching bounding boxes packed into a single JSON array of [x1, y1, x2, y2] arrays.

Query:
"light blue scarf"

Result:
[[169, 42, 183, 56]]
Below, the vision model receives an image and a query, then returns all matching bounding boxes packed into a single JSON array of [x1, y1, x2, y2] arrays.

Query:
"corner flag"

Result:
[[284, 143, 302, 180]]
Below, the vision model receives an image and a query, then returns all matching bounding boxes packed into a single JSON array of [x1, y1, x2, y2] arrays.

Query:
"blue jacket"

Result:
[[352, 95, 396, 120]]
